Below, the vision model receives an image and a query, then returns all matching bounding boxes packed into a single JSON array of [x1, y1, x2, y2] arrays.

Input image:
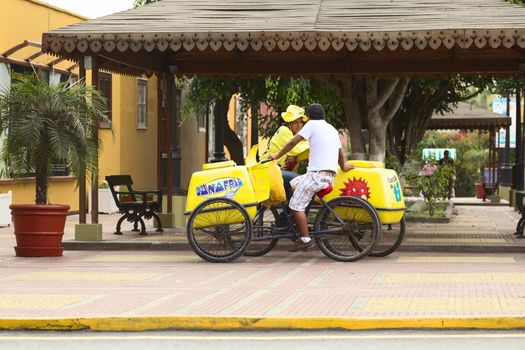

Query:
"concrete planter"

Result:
[[0, 191, 12, 226], [89, 188, 119, 214]]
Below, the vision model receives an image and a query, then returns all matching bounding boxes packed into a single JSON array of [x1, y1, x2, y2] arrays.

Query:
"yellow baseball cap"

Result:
[[281, 105, 307, 123]]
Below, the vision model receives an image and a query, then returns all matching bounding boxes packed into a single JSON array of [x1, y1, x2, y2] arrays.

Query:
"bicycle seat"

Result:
[[317, 183, 333, 199]]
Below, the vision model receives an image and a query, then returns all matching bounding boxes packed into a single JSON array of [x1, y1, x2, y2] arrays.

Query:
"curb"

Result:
[[62, 241, 525, 253], [1, 316, 525, 331], [62, 241, 187, 251], [405, 202, 453, 223]]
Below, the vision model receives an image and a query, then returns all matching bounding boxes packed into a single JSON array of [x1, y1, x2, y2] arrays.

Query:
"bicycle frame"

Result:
[[251, 195, 355, 241]]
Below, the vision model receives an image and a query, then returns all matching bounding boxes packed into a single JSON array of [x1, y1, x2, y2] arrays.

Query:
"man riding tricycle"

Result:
[[184, 104, 406, 263]]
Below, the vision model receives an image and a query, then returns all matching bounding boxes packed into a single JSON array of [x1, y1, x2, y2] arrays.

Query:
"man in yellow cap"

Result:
[[263, 105, 309, 211]]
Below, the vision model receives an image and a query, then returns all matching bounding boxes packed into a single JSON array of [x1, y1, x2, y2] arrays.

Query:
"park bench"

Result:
[[105, 175, 163, 235]]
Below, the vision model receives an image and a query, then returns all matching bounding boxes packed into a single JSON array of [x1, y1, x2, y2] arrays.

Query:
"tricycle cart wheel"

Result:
[[313, 196, 380, 262], [369, 215, 406, 257], [244, 205, 280, 257], [186, 198, 252, 263]]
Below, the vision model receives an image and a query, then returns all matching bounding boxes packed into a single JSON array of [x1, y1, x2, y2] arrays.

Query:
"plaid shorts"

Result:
[[289, 171, 335, 211]]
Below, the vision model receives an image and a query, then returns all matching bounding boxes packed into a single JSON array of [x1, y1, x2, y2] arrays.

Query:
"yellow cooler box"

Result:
[[185, 161, 264, 228], [323, 160, 405, 224]]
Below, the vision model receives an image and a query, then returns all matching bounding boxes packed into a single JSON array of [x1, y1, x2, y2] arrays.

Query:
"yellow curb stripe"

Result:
[[406, 238, 506, 244], [410, 230, 496, 235], [396, 256, 516, 263], [1, 316, 525, 331]]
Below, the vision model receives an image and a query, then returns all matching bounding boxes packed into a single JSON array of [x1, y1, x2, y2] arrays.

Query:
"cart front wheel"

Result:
[[187, 198, 252, 263], [314, 196, 380, 262]]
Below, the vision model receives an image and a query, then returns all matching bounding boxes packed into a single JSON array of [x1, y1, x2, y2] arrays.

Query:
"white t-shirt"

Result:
[[298, 119, 342, 172]]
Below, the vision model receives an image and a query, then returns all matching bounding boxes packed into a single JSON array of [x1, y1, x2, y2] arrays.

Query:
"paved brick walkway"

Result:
[[1, 201, 525, 329]]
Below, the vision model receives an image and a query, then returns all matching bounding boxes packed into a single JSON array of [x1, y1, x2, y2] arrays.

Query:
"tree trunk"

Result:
[[217, 96, 245, 165], [364, 78, 409, 162], [35, 139, 49, 205], [386, 79, 456, 165], [341, 78, 367, 160]]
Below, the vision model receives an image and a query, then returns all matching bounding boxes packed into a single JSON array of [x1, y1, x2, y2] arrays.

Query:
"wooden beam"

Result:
[[91, 56, 100, 224], [171, 57, 525, 77], [1, 40, 41, 57], [0, 56, 76, 76], [26, 51, 45, 61], [165, 72, 173, 213], [97, 51, 163, 73], [156, 74, 163, 197]]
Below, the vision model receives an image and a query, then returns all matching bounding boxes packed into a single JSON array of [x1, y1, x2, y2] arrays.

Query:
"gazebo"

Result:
[[41, 0, 525, 224]]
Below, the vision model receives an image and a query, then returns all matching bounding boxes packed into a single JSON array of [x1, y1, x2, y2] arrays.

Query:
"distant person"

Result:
[[419, 161, 437, 177], [418, 161, 437, 199], [439, 150, 455, 200], [439, 150, 454, 166]]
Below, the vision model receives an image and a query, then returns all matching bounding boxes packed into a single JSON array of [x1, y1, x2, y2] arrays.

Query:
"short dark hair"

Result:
[[305, 103, 325, 120]]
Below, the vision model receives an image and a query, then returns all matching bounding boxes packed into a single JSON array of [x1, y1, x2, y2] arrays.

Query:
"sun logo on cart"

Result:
[[339, 177, 371, 200]]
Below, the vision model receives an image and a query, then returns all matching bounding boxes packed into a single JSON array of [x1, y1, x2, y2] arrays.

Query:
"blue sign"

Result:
[[493, 97, 516, 148], [393, 182, 402, 202], [196, 177, 243, 199]]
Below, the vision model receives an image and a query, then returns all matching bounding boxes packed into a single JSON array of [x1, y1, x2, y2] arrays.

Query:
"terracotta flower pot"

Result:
[[10, 204, 70, 257]]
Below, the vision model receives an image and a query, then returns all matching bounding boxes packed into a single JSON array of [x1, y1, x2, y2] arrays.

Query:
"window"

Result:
[[98, 72, 112, 129], [0, 63, 10, 92], [207, 102, 215, 161], [137, 78, 148, 129]]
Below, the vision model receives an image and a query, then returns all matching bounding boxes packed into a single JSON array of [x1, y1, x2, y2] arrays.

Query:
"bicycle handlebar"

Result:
[[259, 159, 273, 164]]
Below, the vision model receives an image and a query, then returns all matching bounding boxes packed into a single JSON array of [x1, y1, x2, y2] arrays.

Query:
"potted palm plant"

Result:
[[0, 74, 110, 257]]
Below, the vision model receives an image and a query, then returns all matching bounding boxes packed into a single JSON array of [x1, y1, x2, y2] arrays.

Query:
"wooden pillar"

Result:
[[78, 63, 87, 224], [165, 72, 173, 213], [211, 97, 227, 162], [512, 89, 524, 191], [91, 56, 99, 223], [156, 74, 163, 194], [500, 94, 512, 186], [488, 129, 493, 185], [516, 88, 525, 191], [492, 128, 497, 187], [250, 111, 258, 147]]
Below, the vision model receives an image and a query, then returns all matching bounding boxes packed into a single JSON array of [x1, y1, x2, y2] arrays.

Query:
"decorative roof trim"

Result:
[[428, 117, 511, 130], [43, 29, 525, 54]]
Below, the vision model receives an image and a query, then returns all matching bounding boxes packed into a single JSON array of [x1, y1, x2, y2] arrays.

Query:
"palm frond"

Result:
[[0, 74, 112, 204]]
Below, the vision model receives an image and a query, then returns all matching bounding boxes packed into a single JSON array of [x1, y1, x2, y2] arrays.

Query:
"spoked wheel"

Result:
[[187, 198, 251, 263], [313, 196, 380, 262], [369, 216, 406, 257], [244, 205, 280, 257]]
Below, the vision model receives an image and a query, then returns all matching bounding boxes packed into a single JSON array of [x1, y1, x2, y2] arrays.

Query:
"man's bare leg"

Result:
[[289, 210, 313, 252], [293, 210, 309, 238]]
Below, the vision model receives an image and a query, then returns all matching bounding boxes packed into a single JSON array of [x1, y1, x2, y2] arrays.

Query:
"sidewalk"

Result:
[[60, 197, 525, 253], [0, 201, 525, 331]]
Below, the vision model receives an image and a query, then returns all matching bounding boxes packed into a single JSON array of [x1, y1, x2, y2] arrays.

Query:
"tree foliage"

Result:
[[387, 76, 490, 165], [0, 75, 111, 204]]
